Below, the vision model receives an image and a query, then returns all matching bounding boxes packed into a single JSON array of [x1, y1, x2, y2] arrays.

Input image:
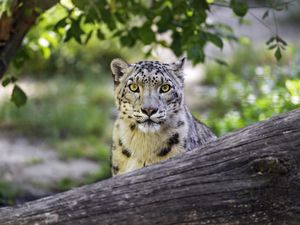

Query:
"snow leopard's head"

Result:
[[111, 58, 185, 133]]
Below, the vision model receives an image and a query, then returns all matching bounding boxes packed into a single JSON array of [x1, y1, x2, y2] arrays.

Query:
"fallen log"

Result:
[[0, 109, 299, 225]]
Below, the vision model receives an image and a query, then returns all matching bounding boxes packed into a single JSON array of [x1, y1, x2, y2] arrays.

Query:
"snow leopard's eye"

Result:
[[129, 83, 139, 92], [160, 84, 171, 93]]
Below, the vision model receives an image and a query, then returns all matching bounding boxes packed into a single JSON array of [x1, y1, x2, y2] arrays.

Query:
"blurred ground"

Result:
[[0, 77, 113, 205], [0, 79, 102, 202], [0, 131, 98, 199]]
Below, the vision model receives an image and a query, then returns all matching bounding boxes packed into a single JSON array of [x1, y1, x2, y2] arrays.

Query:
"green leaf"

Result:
[[230, 0, 248, 17], [138, 23, 155, 45], [156, 7, 173, 33], [112, 30, 123, 38], [120, 34, 135, 47], [11, 85, 27, 107], [84, 30, 93, 44], [187, 44, 205, 64], [262, 10, 269, 20], [11, 76, 17, 83], [64, 18, 85, 44], [2, 77, 11, 87], [198, 31, 207, 47], [12, 47, 30, 69], [277, 36, 288, 46], [64, 26, 73, 42], [268, 44, 277, 50], [96, 29, 105, 40], [72, 0, 86, 11], [171, 32, 182, 56], [54, 17, 67, 30], [206, 32, 223, 49], [130, 27, 139, 40], [280, 45, 286, 50], [99, 5, 116, 30], [266, 36, 275, 45], [275, 47, 282, 61], [215, 59, 228, 66]]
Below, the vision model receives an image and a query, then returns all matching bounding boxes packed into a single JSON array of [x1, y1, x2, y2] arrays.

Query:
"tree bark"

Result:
[[0, 0, 59, 78], [0, 109, 299, 225]]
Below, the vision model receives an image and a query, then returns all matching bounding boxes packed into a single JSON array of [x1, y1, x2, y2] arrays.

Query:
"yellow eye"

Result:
[[160, 84, 171, 93], [129, 83, 139, 92]]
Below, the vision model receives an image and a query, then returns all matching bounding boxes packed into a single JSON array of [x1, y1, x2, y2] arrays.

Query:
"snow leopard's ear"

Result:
[[110, 58, 129, 84], [169, 57, 186, 71]]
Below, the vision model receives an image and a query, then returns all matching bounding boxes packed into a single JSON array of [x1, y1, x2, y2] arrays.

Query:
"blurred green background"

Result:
[[0, 1, 300, 206]]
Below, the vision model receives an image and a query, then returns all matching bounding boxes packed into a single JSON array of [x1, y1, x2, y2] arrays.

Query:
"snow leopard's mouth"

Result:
[[137, 118, 159, 124], [137, 119, 161, 133], [145, 119, 159, 124]]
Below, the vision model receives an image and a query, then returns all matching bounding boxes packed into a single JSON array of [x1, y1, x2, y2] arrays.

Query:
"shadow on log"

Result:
[[0, 109, 299, 225]]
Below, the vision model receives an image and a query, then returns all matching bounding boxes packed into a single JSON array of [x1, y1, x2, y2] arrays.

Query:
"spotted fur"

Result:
[[110, 58, 216, 176]]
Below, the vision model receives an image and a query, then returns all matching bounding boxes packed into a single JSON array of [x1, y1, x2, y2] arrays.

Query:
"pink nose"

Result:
[[141, 107, 158, 116]]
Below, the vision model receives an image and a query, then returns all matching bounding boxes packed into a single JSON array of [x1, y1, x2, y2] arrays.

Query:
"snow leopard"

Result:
[[110, 57, 216, 176]]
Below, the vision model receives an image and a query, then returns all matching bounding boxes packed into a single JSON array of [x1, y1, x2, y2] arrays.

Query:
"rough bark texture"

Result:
[[0, 0, 59, 78], [0, 109, 299, 225]]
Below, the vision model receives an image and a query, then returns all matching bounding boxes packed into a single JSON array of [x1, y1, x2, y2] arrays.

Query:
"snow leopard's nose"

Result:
[[141, 107, 158, 116]]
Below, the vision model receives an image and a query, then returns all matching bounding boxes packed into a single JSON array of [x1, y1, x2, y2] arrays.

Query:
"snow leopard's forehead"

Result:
[[132, 60, 169, 74], [125, 60, 182, 87]]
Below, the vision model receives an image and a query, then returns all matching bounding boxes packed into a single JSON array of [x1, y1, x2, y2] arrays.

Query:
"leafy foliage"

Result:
[[1, 0, 294, 106], [265, 36, 287, 61], [201, 46, 300, 136]]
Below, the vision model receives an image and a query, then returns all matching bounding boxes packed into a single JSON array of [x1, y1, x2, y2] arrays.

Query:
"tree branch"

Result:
[[0, 0, 59, 79], [0, 109, 299, 225]]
